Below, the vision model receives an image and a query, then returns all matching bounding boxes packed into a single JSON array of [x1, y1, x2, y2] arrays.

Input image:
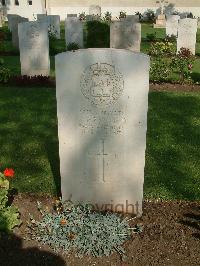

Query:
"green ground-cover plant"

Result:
[[150, 57, 172, 82], [28, 200, 140, 260], [0, 168, 21, 232], [0, 58, 11, 83], [149, 40, 176, 56], [171, 48, 195, 84]]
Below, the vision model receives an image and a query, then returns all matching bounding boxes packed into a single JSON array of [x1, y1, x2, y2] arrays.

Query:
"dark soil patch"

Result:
[[0, 194, 200, 266], [150, 82, 200, 92]]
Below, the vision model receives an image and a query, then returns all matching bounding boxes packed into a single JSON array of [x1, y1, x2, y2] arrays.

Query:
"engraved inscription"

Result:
[[80, 63, 124, 106], [79, 108, 126, 136]]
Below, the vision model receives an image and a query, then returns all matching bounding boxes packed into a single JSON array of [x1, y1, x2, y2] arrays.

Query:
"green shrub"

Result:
[[86, 20, 110, 48], [149, 41, 176, 56], [119, 11, 126, 19], [146, 32, 157, 42], [0, 26, 12, 41], [0, 58, 11, 83], [79, 12, 86, 21], [66, 42, 80, 51], [103, 11, 112, 23], [150, 57, 172, 83], [145, 9, 156, 23], [0, 169, 21, 232], [171, 47, 195, 84]]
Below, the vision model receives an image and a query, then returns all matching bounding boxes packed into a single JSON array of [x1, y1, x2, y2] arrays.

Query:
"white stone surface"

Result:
[[55, 48, 150, 216], [37, 14, 60, 39], [67, 14, 78, 18], [18, 21, 50, 76], [89, 5, 101, 16], [177, 18, 197, 54], [65, 17, 83, 48], [166, 15, 180, 37], [110, 21, 141, 52]]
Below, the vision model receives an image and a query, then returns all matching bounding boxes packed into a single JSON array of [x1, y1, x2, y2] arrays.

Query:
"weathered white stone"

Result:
[[0, 10, 4, 27], [126, 15, 139, 23], [166, 15, 180, 37], [18, 21, 50, 76], [67, 14, 77, 18], [89, 5, 101, 16], [177, 18, 197, 54], [7, 14, 20, 31], [11, 16, 29, 49], [153, 14, 166, 28], [65, 17, 83, 48], [110, 21, 141, 52], [55, 48, 150, 216], [37, 14, 60, 39]]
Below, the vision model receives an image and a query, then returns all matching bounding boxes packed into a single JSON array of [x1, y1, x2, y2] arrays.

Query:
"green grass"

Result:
[[0, 85, 199, 200]]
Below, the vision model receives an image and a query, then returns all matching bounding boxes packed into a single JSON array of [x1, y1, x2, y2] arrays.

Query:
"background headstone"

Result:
[[166, 15, 180, 37], [65, 17, 83, 48], [7, 14, 20, 31], [110, 21, 141, 52], [154, 14, 166, 28], [67, 14, 77, 18], [55, 48, 150, 217], [37, 14, 60, 39], [126, 15, 139, 23], [0, 10, 4, 27], [12, 16, 28, 49], [89, 5, 101, 16], [177, 18, 197, 55], [18, 21, 50, 76]]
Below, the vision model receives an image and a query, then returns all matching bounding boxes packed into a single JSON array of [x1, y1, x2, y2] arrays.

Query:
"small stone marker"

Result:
[[110, 21, 141, 52], [37, 14, 60, 39], [65, 17, 83, 48], [18, 21, 50, 76], [154, 14, 166, 28], [89, 5, 101, 16], [55, 48, 150, 216], [166, 15, 180, 37], [177, 18, 197, 55], [11, 16, 28, 49]]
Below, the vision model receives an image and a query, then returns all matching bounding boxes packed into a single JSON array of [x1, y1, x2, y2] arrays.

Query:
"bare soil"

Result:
[[0, 194, 200, 266]]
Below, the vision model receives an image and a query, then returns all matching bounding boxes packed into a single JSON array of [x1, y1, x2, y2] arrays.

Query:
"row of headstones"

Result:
[[166, 16, 198, 55]]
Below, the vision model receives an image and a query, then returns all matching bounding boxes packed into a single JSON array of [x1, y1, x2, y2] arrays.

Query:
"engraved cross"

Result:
[[97, 139, 108, 182]]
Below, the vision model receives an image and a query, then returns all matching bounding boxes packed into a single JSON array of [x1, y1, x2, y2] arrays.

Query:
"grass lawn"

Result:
[[0, 85, 199, 200]]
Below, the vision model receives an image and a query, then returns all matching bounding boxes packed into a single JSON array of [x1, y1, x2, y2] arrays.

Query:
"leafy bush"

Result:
[[171, 47, 195, 83], [79, 12, 86, 21], [86, 20, 110, 48], [149, 41, 176, 56], [66, 42, 80, 51], [0, 26, 12, 41], [150, 58, 172, 83], [103, 11, 112, 23], [135, 11, 143, 22], [165, 35, 177, 43], [146, 32, 156, 42], [0, 58, 11, 83], [145, 9, 156, 23], [0, 168, 21, 232], [119, 11, 126, 19], [28, 200, 139, 259]]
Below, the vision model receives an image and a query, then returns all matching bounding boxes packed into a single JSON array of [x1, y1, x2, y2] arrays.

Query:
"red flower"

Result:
[[4, 168, 15, 178]]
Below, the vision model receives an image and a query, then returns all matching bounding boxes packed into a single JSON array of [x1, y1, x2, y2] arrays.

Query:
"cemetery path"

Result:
[[0, 194, 199, 266]]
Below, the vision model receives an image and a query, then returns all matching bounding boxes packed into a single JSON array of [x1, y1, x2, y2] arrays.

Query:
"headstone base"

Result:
[[154, 14, 166, 28]]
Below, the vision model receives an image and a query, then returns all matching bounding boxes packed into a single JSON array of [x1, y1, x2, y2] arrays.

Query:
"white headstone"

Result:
[[166, 15, 180, 37], [110, 21, 141, 52], [65, 17, 83, 48], [7, 14, 19, 31], [67, 14, 77, 18], [89, 5, 101, 16], [18, 21, 50, 76], [11, 16, 29, 49], [37, 14, 60, 39], [48, 15, 60, 39], [177, 18, 197, 55], [126, 15, 139, 23], [55, 48, 150, 216]]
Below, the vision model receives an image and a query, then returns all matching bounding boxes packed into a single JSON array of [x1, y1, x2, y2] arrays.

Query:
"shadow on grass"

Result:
[[144, 91, 200, 200], [0, 232, 65, 266]]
